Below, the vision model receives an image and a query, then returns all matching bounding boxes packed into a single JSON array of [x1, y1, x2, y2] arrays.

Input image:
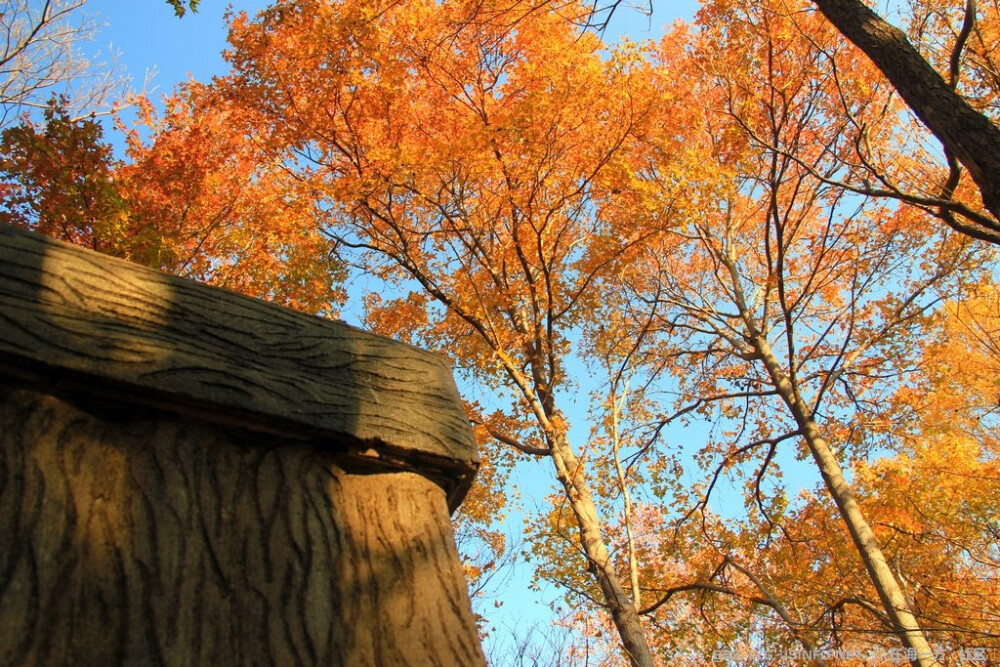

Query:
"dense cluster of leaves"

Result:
[[0, 92, 344, 314]]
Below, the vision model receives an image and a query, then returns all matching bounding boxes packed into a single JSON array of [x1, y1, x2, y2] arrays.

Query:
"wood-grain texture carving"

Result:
[[0, 387, 486, 666], [0, 224, 477, 507]]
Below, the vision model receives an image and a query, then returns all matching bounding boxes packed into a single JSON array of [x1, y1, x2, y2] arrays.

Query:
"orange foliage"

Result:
[[0, 90, 344, 314], [5, 0, 998, 661], [576, 0, 998, 660], [116, 88, 345, 313], [223, 0, 665, 660]]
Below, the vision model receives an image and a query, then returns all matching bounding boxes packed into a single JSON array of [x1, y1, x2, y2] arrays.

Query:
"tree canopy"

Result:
[[2, 0, 998, 664]]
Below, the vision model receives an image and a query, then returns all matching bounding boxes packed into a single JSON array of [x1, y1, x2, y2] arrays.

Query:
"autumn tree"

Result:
[[0, 89, 344, 314], [580, 0, 997, 662], [116, 88, 344, 312], [222, 0, 665, 662], [806, 0, 1000, 242], [627, 289, 1000, 659], [601, 0, 1000, 245], [0, 98, 124, 247], [713, 2, 1000, 251], [609, 441, 1000, 663]]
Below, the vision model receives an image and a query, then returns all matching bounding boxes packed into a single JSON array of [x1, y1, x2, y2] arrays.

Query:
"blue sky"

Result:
[[87, 1, 268, 90]]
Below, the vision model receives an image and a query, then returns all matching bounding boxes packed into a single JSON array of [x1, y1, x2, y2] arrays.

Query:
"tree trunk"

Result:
[[753, 337, 940, 667], [0, 387, 485, 666], [810, 0, 1000, 243], [548, 432, 656, 667]]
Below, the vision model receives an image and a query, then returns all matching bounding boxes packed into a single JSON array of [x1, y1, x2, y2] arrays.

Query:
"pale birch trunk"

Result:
[[754, 336, 940, 667], [547, 431, 656, 667]]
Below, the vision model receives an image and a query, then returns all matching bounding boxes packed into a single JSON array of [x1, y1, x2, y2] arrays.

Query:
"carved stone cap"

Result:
[[0, 224, 478, 510]]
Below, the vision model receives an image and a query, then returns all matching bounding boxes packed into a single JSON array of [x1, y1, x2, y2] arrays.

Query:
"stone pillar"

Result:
[[0, 224, 485, 666]]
